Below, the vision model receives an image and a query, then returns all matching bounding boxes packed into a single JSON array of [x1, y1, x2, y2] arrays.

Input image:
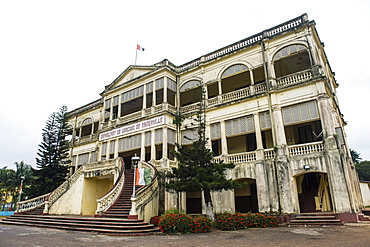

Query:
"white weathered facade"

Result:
[[18, 14, 363, 222]]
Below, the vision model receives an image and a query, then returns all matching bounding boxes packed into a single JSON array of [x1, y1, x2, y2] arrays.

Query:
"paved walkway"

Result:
[[0, 223, 370, 247]]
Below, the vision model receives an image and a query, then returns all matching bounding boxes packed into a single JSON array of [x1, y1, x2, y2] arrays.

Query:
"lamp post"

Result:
[[129, 154, 140, 219], [17, 176, 25, 203], [16, 176, 25, 212], [131, 154, 140, 198]]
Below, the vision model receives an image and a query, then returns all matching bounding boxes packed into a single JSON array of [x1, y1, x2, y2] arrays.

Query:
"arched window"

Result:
[[221, 64, 250, 94], [221, 64, 248, 78], [80, 117, 94, 137], [273, 44, 311, 78], [179, 80, 201, 107]]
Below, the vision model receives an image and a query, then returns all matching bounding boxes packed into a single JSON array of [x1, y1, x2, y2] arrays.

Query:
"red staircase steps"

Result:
[[358, 213, 370, 222], [1, 214, 159, 236], [18, 206, 44, 215], [288, 213, 343, 227], [100, 169, 141, 219]]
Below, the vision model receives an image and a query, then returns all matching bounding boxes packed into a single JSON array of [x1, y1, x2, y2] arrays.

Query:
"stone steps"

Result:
[[1, 215, 159, 236], [288, 214, 343, 227]]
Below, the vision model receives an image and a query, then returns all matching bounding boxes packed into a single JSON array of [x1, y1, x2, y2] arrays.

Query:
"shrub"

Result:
[[190, 216, 212, 233], [215, 213, 278, 230], [158, 213, 193, 234], [154, 213, 212, 234], [150, 215, 161, 226]]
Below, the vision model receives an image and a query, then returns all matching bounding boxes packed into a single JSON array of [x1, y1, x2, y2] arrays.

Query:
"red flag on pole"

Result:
[[137, 44, 145, 51]]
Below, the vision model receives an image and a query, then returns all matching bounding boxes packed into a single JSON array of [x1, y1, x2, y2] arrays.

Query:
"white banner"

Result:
[[99, 115, 165, 141]]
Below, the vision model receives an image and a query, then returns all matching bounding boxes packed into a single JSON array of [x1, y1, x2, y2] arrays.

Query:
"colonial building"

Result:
[[17, 14, 364, 222]]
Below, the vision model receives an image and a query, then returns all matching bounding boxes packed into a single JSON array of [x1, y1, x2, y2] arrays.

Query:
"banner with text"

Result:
[[99, 115, 165, 141]]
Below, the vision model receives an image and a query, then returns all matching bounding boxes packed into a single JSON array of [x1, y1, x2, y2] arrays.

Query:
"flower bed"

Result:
[[150, 213, 212, 234], [150, 212, 278, 234], [215, 213, 278, 230]]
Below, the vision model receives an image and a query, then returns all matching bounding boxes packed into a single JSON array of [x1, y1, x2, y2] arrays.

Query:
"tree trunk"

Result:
[[203, 189, 215, 221]]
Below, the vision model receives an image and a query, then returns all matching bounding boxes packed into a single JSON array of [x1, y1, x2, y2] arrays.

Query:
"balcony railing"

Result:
[[288, 141, 324, 156], [276, 69, 312, 88]]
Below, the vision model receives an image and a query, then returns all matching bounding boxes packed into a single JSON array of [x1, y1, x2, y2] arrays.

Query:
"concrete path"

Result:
[[0, 224, 370, 247]]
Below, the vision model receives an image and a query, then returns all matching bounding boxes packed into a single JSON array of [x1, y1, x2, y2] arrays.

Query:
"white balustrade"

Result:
[[276, 69, 312, 88], [16, 193, 50, 213], [288, 141, 324, 156], [264, 149, 276, 159], [226, 152, 257, 163], [95, 158, 125, 215], [180, 102, 200, 114], [222, 87, 251, 103]]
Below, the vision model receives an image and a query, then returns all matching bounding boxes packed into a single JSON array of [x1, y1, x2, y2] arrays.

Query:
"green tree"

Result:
[[164, 87, 240, 221], [356, 161, 370, 181], [29, 106, 70, 197], [350, 149, 362, 164]]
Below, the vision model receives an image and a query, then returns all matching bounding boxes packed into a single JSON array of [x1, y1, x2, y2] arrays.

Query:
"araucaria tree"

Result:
[[164, 87, 240, 221], [31, 106, 70, 196]]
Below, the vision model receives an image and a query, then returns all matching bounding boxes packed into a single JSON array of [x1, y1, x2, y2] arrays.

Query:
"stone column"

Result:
[[140, 132, 145, 161], [220, 121, 228, 155], [151, 129, 156, 161], [163, 77, 168, 103], [162, 127, 168, 159], [317, 95, 335, 138], [253, 113, 264, 160]]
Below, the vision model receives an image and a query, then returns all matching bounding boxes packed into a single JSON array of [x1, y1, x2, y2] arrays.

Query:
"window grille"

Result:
[[77, 153, 89, 165], [273, 44, 306, 61], [156, 77, 164, 89], [121, 86, 144, 102], [168, 78, 177, 91], [181, 128, 197, 144], [81, 118, 93, 126], [145, 131, 151, 146], [259, 111, 272, 130], [155, 128, 163, 144], [146, 81, 153, 93], [210, 122, 221, 140], [226, 115, 254, 136], [168, 129, 176, 144], [221, 64, 248, 78], [113, 95, 119, 106], [105, 99, 111, 109], [118, 134, 141, 151], [282, 100, 319, 125], [101, 142, 107, 154], [110, 140, 115, 154], [180, 80, 201, 92]]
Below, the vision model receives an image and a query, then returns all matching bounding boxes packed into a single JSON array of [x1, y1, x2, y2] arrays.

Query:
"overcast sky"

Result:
[[1, 0, 369, 170]]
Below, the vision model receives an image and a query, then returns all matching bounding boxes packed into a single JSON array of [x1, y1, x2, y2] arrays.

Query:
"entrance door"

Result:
[[234, 179, 258, 213], [297, 172, 332, 213]]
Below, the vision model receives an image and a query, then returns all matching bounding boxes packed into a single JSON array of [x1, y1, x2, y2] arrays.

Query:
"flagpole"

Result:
[[135, 45, 138, 65]]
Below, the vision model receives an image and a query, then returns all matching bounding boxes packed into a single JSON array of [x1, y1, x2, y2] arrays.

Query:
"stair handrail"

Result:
[[16, 193, 51, 213], [134, 161, 158, 216], [46, 165, 84, 208], [95, 157, 125, 215], [16, 165, 84, 213]]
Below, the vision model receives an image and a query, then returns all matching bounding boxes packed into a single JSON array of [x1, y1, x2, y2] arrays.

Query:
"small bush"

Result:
[[154, 213, 212, 234], [190, 216, 212, 233], [215, 213, 278, 231], [150, 215, 161, 226], [158, 213, 194, 234]]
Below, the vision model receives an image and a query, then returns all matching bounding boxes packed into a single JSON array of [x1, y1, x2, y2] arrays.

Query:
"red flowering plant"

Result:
[[153, 213, 212, 234], [150, 215, 161, 226], [215, 213, 278, 231], [190, 216, 212, 233], [158, 213, 193, 234]]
